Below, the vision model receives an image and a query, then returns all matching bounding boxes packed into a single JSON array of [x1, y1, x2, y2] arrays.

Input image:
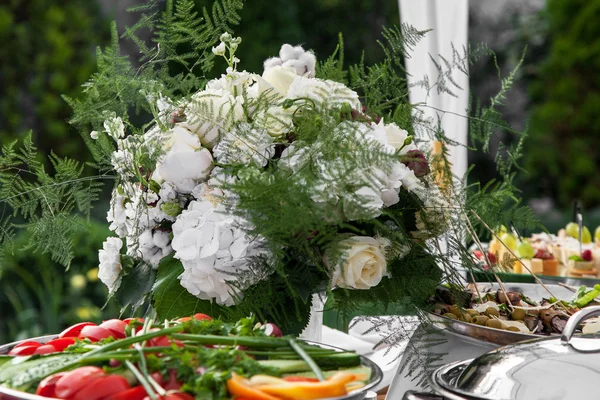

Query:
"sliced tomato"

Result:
[[36, 372, 66, 397], [282, 376, 321, 383], [148, 335, 184, 349], [123, 318, 145, 325], [33, 344, 58, 355], [8, 345, 41, 356], [124, 318, 145, 333], [54, 366, 105, 398], [72, 374, 130, 400], [105, 385, 148, 400], [162, 369, 182, 391], [78, 325, 115, 342], [99, 319, 127, 338], [58, 322, 97, 338], [193, 313, 212, 321], [46, 337, 77, 352], [176, 316, 192, 322], [12, 341, 42, 349]]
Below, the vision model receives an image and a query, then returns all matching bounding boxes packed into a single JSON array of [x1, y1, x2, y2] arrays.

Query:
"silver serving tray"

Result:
[[0, 336, 382, 400], [425, 282, 586, 346]]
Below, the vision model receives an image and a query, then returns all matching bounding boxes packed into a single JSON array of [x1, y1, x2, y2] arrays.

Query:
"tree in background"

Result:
[[525, 0, 600, 209], [0, 0, 107, 160]]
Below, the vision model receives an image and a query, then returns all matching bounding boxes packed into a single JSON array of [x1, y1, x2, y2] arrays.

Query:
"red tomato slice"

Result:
[[105, 385, 148, 400], [12, 341, 42, 349], [148, 336, 184, 349], [8, 345, 41, 356], [55, 366, 105, 398], [78, 325, 115, 342], [72, 374, 130, 400], [176, 316, 192, 322], [193, 313, 212, 321], [123, 318, 145, 325], [99, 319, 127, 339], [162, 369, 182, 391], [36, 372, 66, 397], [282, 376, 320, 382], [46, 337, 76, 352], [58, 322, 97, 338], [33, 344, 57, 355]]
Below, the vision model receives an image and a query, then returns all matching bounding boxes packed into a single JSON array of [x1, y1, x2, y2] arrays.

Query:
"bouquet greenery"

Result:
[[0, 0, 539, 334]]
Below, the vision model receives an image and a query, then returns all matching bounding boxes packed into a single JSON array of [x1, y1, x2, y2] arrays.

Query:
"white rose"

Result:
[[98, 237, 123, 293], [261, 66, 298, 96], [383, 122, 416, 153], [331, 236, 390, 290], [287, 76, 361, 110], [155, 126, 213, 193], [182, 89, 245, 148], [253, 105, 295, 138]]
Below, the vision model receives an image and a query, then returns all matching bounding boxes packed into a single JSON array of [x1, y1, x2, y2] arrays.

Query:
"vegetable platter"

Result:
[[0, 314, 381, 400]]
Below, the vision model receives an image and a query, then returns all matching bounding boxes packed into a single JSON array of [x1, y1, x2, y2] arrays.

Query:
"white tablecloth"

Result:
[[320, 316, 501, 397]]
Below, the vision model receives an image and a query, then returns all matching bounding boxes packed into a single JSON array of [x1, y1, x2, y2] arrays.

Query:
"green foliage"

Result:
[[0, 218, 119, 344], [525, 0, 600, 207], [66, 0, 244, 165], [0, 0, 107, 161], [0, 133, 105, 266]]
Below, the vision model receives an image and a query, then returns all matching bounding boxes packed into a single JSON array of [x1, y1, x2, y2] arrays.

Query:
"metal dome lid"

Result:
[[431, 306, 600, 400]]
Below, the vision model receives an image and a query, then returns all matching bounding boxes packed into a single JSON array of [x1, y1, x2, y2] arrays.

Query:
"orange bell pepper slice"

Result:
[[257, 372, 356, 400], [227, 373, 281, 400]]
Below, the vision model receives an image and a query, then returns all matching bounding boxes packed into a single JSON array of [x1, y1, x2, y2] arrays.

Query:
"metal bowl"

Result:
[[425, 282, 586, 346], [425, 311, 538, 346], [423, 307, 600, 400], [0, 336, 382, 400]]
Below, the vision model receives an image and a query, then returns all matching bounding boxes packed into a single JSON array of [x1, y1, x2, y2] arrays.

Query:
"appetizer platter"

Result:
[[426, 282, 600, 345], [0, 314, 381, 400]]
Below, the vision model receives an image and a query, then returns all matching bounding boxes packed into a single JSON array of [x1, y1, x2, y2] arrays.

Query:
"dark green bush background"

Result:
[[1, 0, 600, 342]]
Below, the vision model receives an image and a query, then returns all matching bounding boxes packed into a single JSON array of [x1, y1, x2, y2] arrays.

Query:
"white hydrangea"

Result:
[[98, 237, 123, 293], [107, 191, 128, 237], [213, 123, 275, 168], [171, 194, 269, 306]]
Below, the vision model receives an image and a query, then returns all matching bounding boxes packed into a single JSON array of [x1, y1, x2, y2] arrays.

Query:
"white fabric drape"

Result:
[[398, 0, 469, 182]]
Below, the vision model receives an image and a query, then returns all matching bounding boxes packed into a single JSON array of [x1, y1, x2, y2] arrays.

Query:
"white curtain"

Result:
[[398, 0, 469, 183]]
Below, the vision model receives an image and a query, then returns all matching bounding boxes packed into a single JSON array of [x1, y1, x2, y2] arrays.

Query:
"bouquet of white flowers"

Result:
[[0, 0, 536, 333]]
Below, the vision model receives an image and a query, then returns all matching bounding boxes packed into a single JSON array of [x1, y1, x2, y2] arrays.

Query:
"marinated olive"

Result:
[[484, 307, 499, 317], [448, 305, 461, 318], [472, 315, 489, 326], [466, 309, 480, 317], [485, 319, 502, 329], [443, 313, 458, 320], [506, 326, 521, 332], [511, 309, 526, 321]]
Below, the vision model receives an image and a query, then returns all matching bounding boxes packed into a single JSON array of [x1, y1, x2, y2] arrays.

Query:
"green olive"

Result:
[[443, 313, 458, 320], [472, 315, 489, 326], [484, 307, 500, 317], [506, 326, 521, 332], [448, 305, 461, 318], [486, 319, 502, 329], [461, 314, 472, 323], [511, 309, 526, 321], [466, 309, 480, 317]]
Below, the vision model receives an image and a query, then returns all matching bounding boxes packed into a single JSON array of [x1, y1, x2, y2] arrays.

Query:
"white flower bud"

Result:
[[212, 42, 226, 56], [90, 131, 99, 140], [219, 32, 232, 43]]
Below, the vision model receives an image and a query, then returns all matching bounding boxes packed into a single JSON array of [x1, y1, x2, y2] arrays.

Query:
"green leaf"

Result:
[[152, 255, 228, 320], [115, 262, 156, 313]]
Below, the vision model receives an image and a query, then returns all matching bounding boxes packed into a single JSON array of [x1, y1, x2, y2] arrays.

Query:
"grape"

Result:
[[516, 240, 535, 259]]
